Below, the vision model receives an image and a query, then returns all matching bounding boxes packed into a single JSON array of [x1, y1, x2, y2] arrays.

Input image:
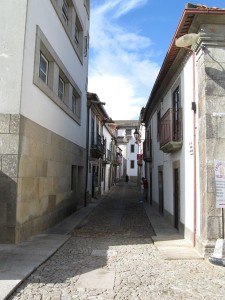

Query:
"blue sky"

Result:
[[88, 0, 225, 120]]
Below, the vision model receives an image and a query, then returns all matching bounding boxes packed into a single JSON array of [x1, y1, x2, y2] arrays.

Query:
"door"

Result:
[[158, 168, 164, 214], [149, 168, 153, 205], [174, 168, 180, 229]]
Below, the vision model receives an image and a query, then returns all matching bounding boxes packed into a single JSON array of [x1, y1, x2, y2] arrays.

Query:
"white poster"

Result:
[[214, 160, 225, 208]]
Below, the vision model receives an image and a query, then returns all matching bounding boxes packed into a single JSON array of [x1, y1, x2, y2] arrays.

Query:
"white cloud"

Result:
[[88, 0, 160, 119], [88, 74, 143, 119], [113, 0, 148, 18]]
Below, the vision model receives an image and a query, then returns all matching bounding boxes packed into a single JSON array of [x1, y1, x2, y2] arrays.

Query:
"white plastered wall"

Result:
[[150, 54, 196, 233], [0, 0, 28, 114], [20, 0, 89, 147]]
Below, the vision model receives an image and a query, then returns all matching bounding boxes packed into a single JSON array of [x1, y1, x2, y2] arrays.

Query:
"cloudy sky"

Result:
[[88, 0, 225, 120]]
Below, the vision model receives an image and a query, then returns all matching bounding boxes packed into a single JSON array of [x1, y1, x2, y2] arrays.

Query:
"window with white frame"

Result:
[[72, 94, 76, 113], [72, 93, 80, 117], [84, 0, 90, 16], [34, 26, 82, 125], [130, 144, 135, 153], [84, 35, 89, 57], [58, 76, 65, 100], [74, 24, 79, 45], [130, 160, 135, 169], [39, 53, 48, 84], [62, 0, 69, 24], [50, 0, 84, 63], [126, 129, 132, 136]]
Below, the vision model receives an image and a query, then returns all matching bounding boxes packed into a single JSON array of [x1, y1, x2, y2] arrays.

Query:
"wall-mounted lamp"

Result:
[[134, 128, 139, 141], [175, 33, 199, 48]]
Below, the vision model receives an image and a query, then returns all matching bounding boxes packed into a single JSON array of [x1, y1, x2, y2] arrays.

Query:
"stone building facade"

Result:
[[197, 21, 225, 253], [142, 4, 225, 256], [0, 0, 90, 243]]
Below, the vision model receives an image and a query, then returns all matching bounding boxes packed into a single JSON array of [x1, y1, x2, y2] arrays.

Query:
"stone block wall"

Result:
[[197, 25, 225, 254], [16, 116, 86, 243], [0, 114, 86, 243], [0, 114, 20, 243]]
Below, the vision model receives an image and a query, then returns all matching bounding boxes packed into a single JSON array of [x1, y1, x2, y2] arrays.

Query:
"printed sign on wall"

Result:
[[214, 160, 225, 208]]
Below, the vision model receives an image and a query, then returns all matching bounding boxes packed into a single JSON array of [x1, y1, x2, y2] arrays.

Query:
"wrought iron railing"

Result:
[[159, 108, 182, 148], [91, 133, 105, 154], [143, 139, 152, 162], [106, 149, 112, 161]]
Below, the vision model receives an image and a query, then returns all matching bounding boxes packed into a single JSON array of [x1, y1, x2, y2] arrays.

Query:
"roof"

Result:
[[143, 3, 225, 122], [87, 92, 112, 121], [114, 120, 139, 129]]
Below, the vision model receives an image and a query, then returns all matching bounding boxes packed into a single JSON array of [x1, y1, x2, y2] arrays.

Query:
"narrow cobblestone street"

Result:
[[9, 183, 225, 300]]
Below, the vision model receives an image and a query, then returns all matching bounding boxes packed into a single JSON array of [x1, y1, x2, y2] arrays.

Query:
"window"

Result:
[[50, 0, 84, 63], [74, 24, 79, 45], [72, 93, 80, 117], [34, 26, 82, 124], [84, 0, 90, 16], [39, 53, 48, 84], [173, 86, 180, 140], [130, 160, 135, 169], [91, 117, 95, 146], [72, 94, 76, 114], [62, 0, 69, 24], [126, 129, 132, 136], [84, 35, 89, 57], [130, 144, 135, 153], [71, 165, 76, 190], [157, 110, 161, 141], [58, 77, 65, 100]]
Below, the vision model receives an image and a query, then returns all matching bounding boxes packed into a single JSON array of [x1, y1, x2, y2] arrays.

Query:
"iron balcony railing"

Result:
[[159, 108, 182, 148], [143, 139, 152, 162], [106, 149, 112, 162], [91, 133, 106, 156]]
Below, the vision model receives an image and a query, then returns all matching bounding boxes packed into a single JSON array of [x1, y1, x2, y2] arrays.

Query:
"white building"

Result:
[[0, 0, 90, 243], [115, 121, 139, 182], [143, 4, 225, 256], [86, 93, 117, 199]]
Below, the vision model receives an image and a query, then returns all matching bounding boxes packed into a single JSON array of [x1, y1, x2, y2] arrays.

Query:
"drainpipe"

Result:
[[192, 51, 197, 247], [183, 49, 197, 246], [175, 39, 197, 247], [85, 103, 91, 207]]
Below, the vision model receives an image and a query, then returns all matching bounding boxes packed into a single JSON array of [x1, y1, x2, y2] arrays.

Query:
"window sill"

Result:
[[33, 75, 81, 125]]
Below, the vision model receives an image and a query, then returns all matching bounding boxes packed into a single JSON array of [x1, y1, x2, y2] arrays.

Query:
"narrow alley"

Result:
[[8, 183, 225, 300]]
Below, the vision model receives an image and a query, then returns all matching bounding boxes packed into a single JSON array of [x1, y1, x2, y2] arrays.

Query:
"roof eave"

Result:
[[143, 8, 225, 123]]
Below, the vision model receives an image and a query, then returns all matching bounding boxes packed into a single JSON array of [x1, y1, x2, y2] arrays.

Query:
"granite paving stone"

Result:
[[7, 182, 225, 300]]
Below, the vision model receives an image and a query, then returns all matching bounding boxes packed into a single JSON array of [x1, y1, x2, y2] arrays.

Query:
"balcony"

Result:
[[103, 149, 112, 164], [112, 152, 122, 165], [90, 133, 106, 158], [159, 108, 182, 153], [143, 140, 152, 162]]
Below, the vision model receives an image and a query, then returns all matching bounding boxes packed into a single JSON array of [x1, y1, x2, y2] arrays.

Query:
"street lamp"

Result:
[[175, 33, 199, 48], [133, 128, 140, 141]]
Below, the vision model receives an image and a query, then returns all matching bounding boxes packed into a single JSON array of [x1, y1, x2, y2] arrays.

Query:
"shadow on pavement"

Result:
[[8, 182, 156, 297]]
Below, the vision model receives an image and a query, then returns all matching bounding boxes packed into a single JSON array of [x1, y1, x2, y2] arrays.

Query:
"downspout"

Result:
[[185, 49, 197, 246], [192, 51, 197, 247], [85, 103, 91, 207], [179, 47, 197, 246]]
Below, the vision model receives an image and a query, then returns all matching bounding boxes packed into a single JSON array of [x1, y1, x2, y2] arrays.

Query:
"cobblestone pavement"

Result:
[[9, 183, 225, 300]]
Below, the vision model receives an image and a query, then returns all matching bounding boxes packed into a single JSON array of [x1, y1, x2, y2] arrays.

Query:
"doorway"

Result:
[[158, 167, 164, 214], [92, 165, 99, 198], [174, 167, 180, 230], [149, 168, 153, 205]]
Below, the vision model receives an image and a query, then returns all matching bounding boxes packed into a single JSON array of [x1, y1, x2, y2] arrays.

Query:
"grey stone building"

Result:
[[142, 4, 225, 255], [0, 0, 90, 243]]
